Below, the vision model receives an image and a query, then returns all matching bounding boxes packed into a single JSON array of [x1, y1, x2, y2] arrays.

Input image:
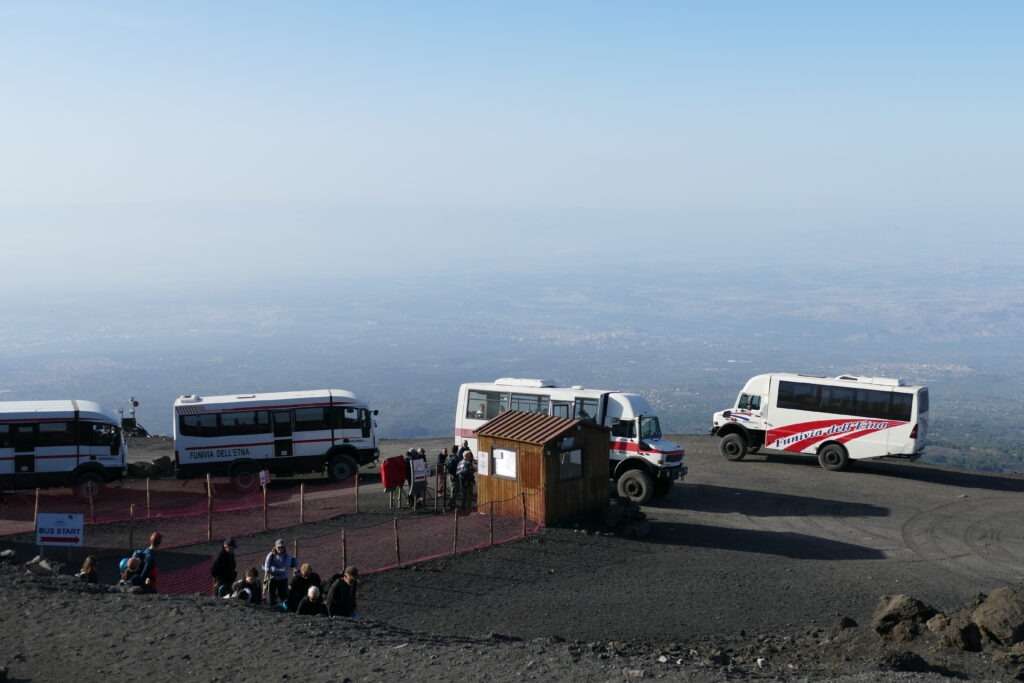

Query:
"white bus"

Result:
[[455, 378, 686, 503], [711, 373, 929, 470], [173, 389, 379, 490], [0, 400, 126, 496]]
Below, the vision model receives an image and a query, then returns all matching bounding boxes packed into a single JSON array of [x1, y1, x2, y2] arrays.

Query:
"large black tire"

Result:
[[720, 433, 748, 461], [230, 463, 260, 493], [617, 469, 655, 505], [818, 443, 849, 471], [73, 471, 104, 500], [327, 454, 358, 482]]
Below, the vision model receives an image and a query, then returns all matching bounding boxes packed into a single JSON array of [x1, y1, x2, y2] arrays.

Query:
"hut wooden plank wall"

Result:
[[474, 411, 609, 526]]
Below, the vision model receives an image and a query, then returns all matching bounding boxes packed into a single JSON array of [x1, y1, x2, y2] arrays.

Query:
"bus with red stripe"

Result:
[[0, 400, 126, 496], [455, 379, 686, 504], [173, 389, 379, 490], [711, 374, 928, 470]]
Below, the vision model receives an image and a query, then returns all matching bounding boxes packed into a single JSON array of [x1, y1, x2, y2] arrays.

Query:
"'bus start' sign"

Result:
[[36, 513, 84, 547]]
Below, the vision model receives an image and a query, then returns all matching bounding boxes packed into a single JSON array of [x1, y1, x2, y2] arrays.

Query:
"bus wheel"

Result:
[[230, 464, 259, 493], [617, 470, 654, 505], [818, 444, 849, 471], [327, 454, 358, 482], [720, 433, 748, 461], [73, 472, 104, 500]]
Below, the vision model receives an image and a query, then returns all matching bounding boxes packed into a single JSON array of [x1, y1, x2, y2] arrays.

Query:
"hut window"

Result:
[[493, 448, 517, 478], [466, 391, 508, 420], [510, 393, 550, 414], [558, 449, 583, 481]]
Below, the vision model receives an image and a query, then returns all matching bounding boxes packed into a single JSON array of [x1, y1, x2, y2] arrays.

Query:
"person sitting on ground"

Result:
[[326, 566, 359, 618], [263, 538, 298, 609], [119, 555, 142, 587], [296, 585, 328, 616], [230, 567, 263, 605], [77, 556, 98, 584], [210, 537, 237, 597], [136, 531, 162, 593], [286, 562, 322, 612]]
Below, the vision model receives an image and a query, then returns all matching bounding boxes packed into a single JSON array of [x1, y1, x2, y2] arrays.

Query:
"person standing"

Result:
[[457, 453, 476, 511], [445, 448, 463, 509], [326, 566, 359, 618], [263, 538, 298, 608], [210, 538, 238, 597]]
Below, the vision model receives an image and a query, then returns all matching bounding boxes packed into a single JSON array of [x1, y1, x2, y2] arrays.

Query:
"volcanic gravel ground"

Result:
[[3, 435, 1024, 681]]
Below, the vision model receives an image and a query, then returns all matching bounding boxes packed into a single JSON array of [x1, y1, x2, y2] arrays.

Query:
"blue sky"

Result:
[[1, 2, 1021, 286]]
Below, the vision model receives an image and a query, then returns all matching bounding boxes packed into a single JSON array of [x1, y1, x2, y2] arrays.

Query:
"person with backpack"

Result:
[[210, 537, 237, 597], [263, 538, 298, 608], [457, 453, 477, 511], [325, 566, 359, 618], [445, 448, 463, 509]]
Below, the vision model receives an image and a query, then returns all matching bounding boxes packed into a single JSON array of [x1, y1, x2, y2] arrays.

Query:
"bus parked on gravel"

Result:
[[711, 374, 929, 471], [455, 378, 685, 503], [0, 400, 126, 496], [173, 389, 379, 490]]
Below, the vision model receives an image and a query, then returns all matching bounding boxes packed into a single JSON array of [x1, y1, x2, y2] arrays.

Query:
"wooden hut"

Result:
[[474, 411, 609, 526]]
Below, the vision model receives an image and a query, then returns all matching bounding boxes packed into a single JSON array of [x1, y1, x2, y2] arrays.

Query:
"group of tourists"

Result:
[[442, 441, 477, 511], [210, 536, 360, 617], [82, 532, 359, 619]]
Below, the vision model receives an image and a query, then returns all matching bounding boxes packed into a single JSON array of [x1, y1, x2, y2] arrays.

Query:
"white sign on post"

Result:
[[477, 451, 490, 476], [411, 458, 428, 482], [36, 513, 84, 547], [259, 469, 271, 487]]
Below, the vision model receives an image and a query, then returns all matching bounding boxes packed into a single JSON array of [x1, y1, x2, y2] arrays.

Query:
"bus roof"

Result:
[[173, 389, 363, 410], [754, 373, 925, 391], [461, 381, 619, 398], [0, 400, 120, 424]]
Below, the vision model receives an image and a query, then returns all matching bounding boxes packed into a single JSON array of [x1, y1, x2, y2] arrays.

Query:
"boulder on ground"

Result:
[[126, 462, 152, 478], [150, 456, 175, 477], [972, 587, 1024, 646], [872, 595, 937, 639], [24, 555, 59, 576], [942, 609, 983, 652], [0, 549, 15, 563], [926, 613, 949, 633]]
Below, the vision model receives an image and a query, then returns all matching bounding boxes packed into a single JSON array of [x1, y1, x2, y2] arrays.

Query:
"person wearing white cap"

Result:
[[263, 538, 298, 609]]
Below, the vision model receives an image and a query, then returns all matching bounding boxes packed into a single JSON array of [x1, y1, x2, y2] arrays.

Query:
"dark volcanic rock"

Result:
[[872, 594, 937, 639], [879, 650, 931, 673]]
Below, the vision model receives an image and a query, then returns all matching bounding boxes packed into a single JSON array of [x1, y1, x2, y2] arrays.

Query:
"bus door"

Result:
[[273, 411, 293, 457], [11, 423, 36, 474], [551, 402, 571, 419]]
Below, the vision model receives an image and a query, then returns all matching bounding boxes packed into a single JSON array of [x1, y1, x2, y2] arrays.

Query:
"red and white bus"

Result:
[[711, 373, 928, 470], [455, 378, 686, 503], [0, 400, 126, 495], [173, 389, 379, 490]]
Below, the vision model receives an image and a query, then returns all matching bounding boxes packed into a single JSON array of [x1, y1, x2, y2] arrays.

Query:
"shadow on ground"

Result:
[[647, 521, 886, 560], [654, 483, 890, 518]]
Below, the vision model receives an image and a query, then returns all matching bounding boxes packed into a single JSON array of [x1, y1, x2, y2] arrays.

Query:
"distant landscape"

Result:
[[3, 257, 1022, 474]]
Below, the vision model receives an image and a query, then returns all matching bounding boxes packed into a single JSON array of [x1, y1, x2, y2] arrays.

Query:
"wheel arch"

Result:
[[612, 456, 658, 481]]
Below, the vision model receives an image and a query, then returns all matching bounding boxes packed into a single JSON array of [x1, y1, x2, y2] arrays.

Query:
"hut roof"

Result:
[[474, 411, 582, 446]]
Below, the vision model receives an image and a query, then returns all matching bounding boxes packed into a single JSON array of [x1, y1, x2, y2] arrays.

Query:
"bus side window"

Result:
[[610, 419, 636, 439], [738, 393, 750, 409], [574, 398, 599, 422], [749, 395, 761, 410]]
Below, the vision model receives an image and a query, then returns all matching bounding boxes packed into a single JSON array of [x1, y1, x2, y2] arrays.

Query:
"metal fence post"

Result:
[[394, 517, 401, 566], [145, 477, 151, 519], [262, 485, 269, 532], [33, 488, 40, 526], [129, 503, 135, 550], [489, 500, 494, 547], [299, 482, 305, 524], [293, 538, 299, 560], [342, 528, 347, 569], [354, 470, 360, 513], [88, 490, 95, 525], [521, 491, 527, 538], [206, 473, 213, 542], [451, 508, 459, 556]]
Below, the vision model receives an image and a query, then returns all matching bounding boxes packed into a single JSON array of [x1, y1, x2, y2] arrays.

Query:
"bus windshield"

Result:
[[640, 416, 662, 440]]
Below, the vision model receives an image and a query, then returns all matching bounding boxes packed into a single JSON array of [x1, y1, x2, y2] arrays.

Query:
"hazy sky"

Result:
[[2, 2, 1021, 289]]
